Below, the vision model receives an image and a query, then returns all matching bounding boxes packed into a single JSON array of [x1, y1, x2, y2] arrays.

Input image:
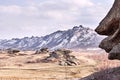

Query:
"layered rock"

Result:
[[95, 0, 120, 60]]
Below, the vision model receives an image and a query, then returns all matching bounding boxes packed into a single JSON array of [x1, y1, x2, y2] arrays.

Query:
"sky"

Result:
[[0, 0, 114, 39]]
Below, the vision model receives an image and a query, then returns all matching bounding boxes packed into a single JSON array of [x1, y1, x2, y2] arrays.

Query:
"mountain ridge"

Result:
[[0, 25, 103, 50]]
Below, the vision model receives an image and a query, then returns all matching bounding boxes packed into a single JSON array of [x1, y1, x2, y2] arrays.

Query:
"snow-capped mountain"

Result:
[[0, 25, 103, 50]]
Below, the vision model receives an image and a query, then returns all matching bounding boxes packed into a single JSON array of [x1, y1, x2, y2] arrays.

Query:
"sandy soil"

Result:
[[0, 50, 102, 80]]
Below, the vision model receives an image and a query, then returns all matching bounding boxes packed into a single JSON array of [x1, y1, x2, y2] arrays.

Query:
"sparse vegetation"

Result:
[[7, 48, 20, 54], [87, 53, 120, 71], [0, 49, 98, 80], [80, 53, 120, 80], [0, 49, 120, 80]]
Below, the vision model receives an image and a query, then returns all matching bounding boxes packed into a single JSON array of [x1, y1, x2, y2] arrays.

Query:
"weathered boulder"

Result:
[[99, 36, 118, 53], [108, 43, 120, 60], [59, 55, 80, 66], [95, 0, 120, 36], [95, 0, 120, 60]]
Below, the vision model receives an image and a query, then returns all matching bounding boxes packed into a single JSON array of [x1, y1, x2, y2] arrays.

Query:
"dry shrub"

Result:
[[87, 53, 120, 71]]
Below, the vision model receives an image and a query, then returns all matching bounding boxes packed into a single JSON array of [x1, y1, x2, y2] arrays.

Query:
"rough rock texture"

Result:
[[79, 67, 120, 80], [95, 0, 120, 60], [109, 43, 120, 60], [41, 49, 80, 66]]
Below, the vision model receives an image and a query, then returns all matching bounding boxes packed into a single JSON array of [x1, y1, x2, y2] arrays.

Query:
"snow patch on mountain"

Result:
[[0, 25, 103, 50]]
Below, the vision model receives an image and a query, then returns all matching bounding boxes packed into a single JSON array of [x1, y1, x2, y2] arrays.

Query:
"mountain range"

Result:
[[0, 25, 103, 50]]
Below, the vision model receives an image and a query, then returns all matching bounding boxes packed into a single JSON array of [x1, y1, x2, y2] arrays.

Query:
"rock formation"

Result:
[[7, 48, 20, 54], [80, 67, 120, 80], [41, 49, 80, 66], [35, 48, 49, 54], [95, 0, 120, 60]]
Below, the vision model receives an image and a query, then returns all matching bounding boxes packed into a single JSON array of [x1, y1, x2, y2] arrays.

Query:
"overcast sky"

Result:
[[0, 0, 114, 39]]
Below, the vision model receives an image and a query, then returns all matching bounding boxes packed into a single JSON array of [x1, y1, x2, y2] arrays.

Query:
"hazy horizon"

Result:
[[0, 0, 114, 39], [0, 25, 95, 40]]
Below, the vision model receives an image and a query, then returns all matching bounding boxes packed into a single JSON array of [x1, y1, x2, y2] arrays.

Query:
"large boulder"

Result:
[[95, 0, 120, 60], [108, 43, 120, 60]]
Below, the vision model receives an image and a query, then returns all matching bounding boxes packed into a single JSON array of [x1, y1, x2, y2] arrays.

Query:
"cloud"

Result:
[[0, 5, 21, 15], [0, 0, 114, 39], [0, 5, 39, 16]]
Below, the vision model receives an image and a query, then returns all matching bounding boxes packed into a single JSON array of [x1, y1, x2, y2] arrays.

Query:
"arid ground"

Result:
[[0, 50, 120, 80]]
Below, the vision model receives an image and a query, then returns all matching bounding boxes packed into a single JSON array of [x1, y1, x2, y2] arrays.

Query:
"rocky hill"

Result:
[[0, 25, 103, 50]]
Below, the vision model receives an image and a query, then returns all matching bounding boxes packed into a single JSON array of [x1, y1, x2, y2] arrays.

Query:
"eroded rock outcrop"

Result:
[[7, 48, 20, 54], [34, 48, 49, 54], [95, 0, 120, 60], [41, 49, 80, 66]]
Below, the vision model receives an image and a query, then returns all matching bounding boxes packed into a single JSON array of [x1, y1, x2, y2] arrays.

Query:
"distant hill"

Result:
[[0, 25, 103, 50]]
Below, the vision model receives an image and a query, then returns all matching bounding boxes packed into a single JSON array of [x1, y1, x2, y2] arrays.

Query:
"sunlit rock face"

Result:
[[95, 0, 120, 60]]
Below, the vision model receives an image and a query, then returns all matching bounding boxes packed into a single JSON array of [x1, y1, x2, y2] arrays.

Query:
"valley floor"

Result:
[[0, 50, 119, 80]]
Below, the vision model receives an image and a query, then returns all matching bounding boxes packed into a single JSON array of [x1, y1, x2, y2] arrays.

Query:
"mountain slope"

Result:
[[0, 25, 103, 50]]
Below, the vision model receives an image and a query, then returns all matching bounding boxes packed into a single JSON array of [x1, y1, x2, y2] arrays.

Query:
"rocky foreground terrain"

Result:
[[81, 0, 120, 80], [0, 49, 120, 80]]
